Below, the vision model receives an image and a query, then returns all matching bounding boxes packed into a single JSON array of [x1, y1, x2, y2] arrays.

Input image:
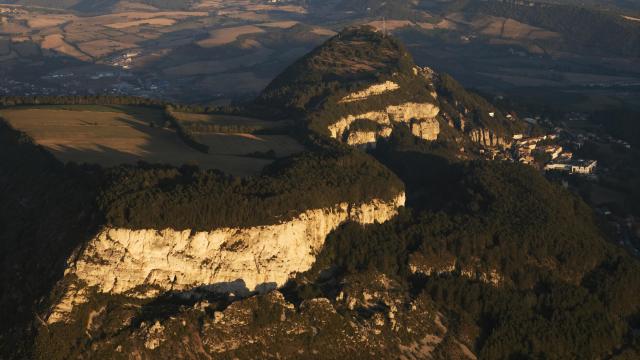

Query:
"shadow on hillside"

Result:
[[48, 115, 201, 168], [0, 120, 104, 358], [372, 148, 463, 211], [130, 280, 278, 327], [46, 115, 284, 176]]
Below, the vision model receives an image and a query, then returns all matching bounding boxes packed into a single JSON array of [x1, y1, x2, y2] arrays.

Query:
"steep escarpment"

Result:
[[48, 193, 405, 323]]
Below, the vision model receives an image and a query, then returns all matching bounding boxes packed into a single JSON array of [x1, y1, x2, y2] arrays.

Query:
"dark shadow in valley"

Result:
[[0, 120, 105, 359], [371, 146, 464, 211]]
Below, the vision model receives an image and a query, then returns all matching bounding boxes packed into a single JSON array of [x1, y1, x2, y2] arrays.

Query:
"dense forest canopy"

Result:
[[293, 143, 640, 359], [98, 147, 403, 230]]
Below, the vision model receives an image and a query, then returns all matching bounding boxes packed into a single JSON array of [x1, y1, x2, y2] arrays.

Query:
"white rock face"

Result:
[[410, 119, 440, 141], [344, 127, 394, 149], [469, 128, 510, 148], [409, 254, 503, 287], [329, 110, 390, 139], [47, 193, 406, 323], [346, 130, 378, 148], [339, 81, 400, 103], [328, 102, 440, 142]]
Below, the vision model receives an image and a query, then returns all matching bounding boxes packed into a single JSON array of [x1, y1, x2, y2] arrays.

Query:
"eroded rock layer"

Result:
[[328, 102, 440, 143]]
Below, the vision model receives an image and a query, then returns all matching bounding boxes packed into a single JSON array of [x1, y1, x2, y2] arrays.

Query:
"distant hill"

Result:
[[6, 0, 193, 11], [320, 0, 419, 17], [452, 0, 640, 57]]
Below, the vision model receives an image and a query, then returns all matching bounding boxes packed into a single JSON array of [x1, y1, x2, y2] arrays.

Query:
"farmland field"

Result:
[[1, 106, 304, 176], [173, 112, 279, 128]]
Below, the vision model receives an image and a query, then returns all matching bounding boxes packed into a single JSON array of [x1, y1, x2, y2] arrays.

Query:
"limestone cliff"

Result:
[[339, 81, 400, 103], [469, 128, 511, 148], [346, 130, 378, 148], [346, 127, 393, 148], [328, 102, 440, 144], [408, 253, 503, 287], [47, 193, 406, 323], [410, 118, 440, 141]]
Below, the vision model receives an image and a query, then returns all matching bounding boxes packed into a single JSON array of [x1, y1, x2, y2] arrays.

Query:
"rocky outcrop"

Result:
[[346, 130, 378, 148], [469, 128, 511, 148], [339, 81, 400, 103], [410, 119, 440, 141], [346, 126, 393, 148], [386, 102, 440, 124], [328, 102, 440, 142], [409, 253, 503, 287], [47, 193, 406, 323]]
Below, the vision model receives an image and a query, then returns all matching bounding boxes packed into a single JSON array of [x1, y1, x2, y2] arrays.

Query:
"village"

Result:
[[476, 110, 640, 257]]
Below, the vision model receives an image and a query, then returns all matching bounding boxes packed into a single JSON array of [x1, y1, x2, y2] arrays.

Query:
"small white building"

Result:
[[571, 160, 597, 174], [545, 160, 597, 174]]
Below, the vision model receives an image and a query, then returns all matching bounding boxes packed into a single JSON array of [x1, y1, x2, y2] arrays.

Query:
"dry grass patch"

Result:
[[246, 4, 307, 14], [417, 19, 456, 30], [1, 106, 303, 177], [26, 15, 73, 28], [41, 34, 91, 60], [367, 20, 414, 31], [311, 27, 337, 36], [106, 17, 176, 29], [259, 21, 299, 29], [473, 16, 559, 40], [77, 39, 137, 58], [197, 25, 265, 47], [227, 11, 271, 22]]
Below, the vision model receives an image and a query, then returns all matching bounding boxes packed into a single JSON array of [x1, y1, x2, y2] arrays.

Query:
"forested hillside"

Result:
[[291, 141, 640, 358]]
